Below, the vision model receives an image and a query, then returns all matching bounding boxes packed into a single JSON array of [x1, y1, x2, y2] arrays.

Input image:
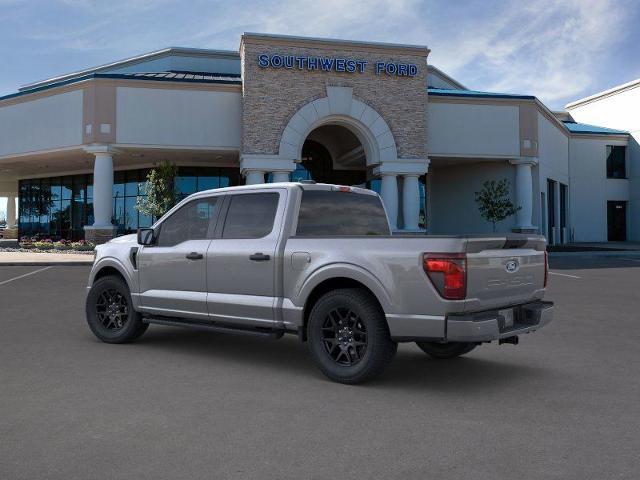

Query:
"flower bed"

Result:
[[12, 236, 96, 254]]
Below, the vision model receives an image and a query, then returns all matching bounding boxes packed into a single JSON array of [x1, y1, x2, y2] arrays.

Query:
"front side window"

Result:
[[222, 193, 279, 239], [296, 190, 390, 236], [607, 145, 626, 179], [156, 197, 218, 247]]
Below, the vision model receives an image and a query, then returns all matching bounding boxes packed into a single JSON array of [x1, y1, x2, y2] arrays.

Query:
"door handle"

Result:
[[186, 252, 204, 260], [249, 252, 271, 261]]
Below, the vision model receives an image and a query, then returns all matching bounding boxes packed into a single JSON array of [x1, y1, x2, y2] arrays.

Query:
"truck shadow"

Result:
[[376, 352, 543, 392], [137, 327, 541, 392]]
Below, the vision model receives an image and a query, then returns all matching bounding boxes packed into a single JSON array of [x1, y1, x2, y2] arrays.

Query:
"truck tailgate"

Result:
[[463, 236, 546, 312]]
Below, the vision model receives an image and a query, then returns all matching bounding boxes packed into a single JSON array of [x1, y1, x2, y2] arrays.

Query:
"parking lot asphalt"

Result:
[[1, 257, 639, 479]]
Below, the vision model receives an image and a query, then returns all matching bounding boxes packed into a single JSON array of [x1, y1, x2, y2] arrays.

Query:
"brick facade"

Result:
[[240, 35, 429, 160]]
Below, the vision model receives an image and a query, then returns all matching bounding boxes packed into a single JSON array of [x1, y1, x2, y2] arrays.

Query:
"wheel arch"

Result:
[[91, 258, 136, 293], [298, 265, 393, 341]]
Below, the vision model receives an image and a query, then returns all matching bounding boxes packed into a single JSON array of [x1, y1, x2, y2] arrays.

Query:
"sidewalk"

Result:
[[549, 242, 640, 255], [0, 251, 94, 266]]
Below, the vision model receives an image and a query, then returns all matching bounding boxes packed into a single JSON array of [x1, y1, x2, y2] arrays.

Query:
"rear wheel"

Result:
[[307, 288, 397, 384], [415, 341, 477, 359], [86, 275, 148, 343]]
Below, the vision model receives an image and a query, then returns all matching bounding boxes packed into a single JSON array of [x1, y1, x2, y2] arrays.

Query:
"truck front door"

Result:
[[137, 196, 220, 320]]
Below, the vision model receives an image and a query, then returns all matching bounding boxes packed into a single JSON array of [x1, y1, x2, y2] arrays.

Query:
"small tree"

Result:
[[136, 161, 178, 218], [474, 179, 520, 232]]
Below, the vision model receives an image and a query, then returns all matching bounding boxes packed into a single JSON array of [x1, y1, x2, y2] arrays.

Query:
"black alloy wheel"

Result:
[[95, 288, 129, 331], [321, 307, 368, 366], [307, 288, 397, 384], [86, 275, 148, 343]]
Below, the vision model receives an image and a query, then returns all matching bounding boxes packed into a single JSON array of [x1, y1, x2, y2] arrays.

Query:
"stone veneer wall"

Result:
[[241, 37, 428, 160]]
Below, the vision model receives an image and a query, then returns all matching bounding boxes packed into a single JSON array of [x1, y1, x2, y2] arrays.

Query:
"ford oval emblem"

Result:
[[505, 259, 519, 273]]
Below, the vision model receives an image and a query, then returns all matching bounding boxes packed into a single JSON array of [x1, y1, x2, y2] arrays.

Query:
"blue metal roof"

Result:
[[0, 71, 242, 102], [562, 121, 628, 135], [428, 87, 535, 100]]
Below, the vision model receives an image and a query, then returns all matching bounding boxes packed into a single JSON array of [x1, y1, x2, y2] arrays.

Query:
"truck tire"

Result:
[[86, 275, 148, 344], [415, 341, 477, 359], [307, 288, 397, 384]]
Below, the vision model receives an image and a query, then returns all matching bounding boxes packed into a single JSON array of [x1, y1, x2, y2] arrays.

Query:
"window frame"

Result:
[[153, 195, 221, 247]]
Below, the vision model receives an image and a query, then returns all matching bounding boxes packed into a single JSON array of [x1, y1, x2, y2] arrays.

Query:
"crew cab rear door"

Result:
[[206, 189, 287, 327]]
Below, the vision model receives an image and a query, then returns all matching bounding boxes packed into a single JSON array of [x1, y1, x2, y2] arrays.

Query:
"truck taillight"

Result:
[[544, 251, 549, 287], [423, 253, 467, 300]]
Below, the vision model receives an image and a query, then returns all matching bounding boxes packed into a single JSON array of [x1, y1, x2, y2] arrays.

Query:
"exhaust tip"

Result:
[[499, 336, 519, 345]]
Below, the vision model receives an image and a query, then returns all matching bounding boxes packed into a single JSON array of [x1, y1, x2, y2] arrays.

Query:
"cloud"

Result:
[[1, 0, 637, 108], [425, 0, 633, 107]]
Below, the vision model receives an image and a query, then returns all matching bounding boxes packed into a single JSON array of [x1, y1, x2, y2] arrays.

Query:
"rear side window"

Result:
[[222, 193, 279, 239], [296, 190, 390, 236]]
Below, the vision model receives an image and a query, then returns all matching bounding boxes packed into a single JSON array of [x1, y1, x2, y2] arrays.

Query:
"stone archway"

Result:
[[240, 85, 429, 231], [278, 86, 398, 166]]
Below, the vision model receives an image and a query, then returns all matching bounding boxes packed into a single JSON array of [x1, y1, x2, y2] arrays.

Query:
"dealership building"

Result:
[[0, 33, 637, 243]]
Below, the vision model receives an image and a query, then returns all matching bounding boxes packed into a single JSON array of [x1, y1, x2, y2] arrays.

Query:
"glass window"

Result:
[[125, 171, 139, 197], [157, 197, 218, 247], [222, 193, 279, 239], [198, 176, 218, 191], [296, 190, 390, 236], [113, 196, 125, 233], [17, 167, 241, 240], [87, 175, 94, 200], [73, 175, 86, 202], [113, 171, 125, 199], [419, 176, 426, 230], [606, 146, 626, 179], [175, 175, 197, 199], [125, 197, 138, 231], [62, 177, 73, 200], [291, 163, 311, 182], [219, 176, 231, 188], [138, 211, 153, 228], [50, 178, 61, 203]]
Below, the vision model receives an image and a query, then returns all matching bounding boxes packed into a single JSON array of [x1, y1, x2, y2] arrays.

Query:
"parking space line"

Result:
[[0, 266, 52, 286], [549, 271, 581, 279]]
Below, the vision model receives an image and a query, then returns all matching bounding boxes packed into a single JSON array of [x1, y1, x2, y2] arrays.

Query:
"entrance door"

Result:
[[607, 201, 627, 241], [137, 196, 220, 320]]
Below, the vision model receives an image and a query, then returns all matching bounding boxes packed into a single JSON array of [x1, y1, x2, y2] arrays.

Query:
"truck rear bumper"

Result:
[[446, 301, 554, 343]]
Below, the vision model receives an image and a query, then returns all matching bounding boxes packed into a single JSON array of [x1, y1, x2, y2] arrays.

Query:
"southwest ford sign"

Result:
[[257, 54, 418, 77]]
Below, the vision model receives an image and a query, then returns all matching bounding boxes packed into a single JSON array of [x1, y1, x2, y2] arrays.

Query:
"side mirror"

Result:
[[137, 228, 156, 246]]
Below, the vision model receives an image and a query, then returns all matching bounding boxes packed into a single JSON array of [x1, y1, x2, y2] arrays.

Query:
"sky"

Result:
[[1, 0, 640, 215]]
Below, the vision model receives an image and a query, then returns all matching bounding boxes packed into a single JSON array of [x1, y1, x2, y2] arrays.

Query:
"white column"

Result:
[[380, 174, 399, 230], [241, 154, 295, 186], [245, 170, 265, 185], [510, 158, 537, 231], [402, 174, 421, 231], [6, 195, 16, 228], [92, 151, 115, 227], [271, 171, 290, 183]]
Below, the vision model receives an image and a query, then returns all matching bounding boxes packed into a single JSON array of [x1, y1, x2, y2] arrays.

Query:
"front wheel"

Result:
[[307, 288, 397, 384], [86, 275, 148, 343], [415, 341, 477, 359]]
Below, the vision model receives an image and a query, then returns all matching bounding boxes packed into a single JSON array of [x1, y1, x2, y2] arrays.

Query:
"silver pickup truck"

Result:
[[86, 182, 553, 384]]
